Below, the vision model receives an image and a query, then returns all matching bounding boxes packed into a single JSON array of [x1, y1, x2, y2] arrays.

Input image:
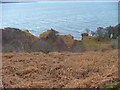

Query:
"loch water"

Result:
[[1, 1, 118, 39]]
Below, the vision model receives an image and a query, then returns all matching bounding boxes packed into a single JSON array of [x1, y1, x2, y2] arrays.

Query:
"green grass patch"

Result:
[[82, 39, 111, 51], [103, 82, 120, 90], [82, 39, 98, 51]]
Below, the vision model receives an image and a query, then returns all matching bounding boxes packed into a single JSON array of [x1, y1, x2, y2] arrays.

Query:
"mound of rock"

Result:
[[1, 28, 68, 52], [1, 27, 110, 53]]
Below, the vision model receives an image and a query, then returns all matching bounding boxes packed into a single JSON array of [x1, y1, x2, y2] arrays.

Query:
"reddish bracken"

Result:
[[2, 50, 118, 88]]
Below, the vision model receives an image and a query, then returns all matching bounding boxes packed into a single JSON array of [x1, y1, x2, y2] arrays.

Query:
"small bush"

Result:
[[82, 39, 98, 51], [82, 39, 110, 51], [110, 39, 118, 49]]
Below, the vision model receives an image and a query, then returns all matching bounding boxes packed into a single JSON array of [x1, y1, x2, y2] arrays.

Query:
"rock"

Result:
[[2, 28, 42, 52], [81, 33, 88, 37], [39, 29, 68, 51], [2, 28, 68, 52], [81, 33, 96, 40], [1, 27, 99, 53]]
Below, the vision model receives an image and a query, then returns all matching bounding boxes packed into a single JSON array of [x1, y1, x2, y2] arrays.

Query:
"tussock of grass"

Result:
[[103, 82, 119, 90]]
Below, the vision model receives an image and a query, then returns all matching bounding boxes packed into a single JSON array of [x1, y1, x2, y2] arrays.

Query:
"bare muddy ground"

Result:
[[2, 50, 118, 88]]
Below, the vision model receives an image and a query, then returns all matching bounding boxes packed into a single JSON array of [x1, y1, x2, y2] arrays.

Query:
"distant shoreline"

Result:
[[1, 1, 118, 3], [1, 1, 39, 3]]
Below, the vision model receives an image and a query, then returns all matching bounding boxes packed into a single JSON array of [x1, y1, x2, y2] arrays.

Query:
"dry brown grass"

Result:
[[2, 50, 118, 88]]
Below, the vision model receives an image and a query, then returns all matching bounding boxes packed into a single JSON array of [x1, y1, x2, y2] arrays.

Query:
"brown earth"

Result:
[[2, 50, 119, 88]]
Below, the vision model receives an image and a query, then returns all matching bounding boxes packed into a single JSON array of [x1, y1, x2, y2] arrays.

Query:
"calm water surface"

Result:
[[1, 1, 118, 39]]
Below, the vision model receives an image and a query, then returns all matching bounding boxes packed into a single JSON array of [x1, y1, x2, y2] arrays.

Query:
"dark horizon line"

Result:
[[1, 1, 118, 3], [1, 0, 119, 3]]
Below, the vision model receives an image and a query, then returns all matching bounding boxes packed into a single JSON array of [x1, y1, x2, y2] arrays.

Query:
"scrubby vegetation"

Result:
[[109, 39, 118, 49], [84, 24, 120, 50], [82, 39, 110, 51], [1, 25, 119, 88], [1, 24, 120, 53], [87, 24, 120, 40]]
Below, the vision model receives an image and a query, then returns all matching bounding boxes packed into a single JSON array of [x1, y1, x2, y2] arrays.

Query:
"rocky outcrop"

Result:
[[81, 33, 88, 37], [2, 28, 68, 52], [2, 28, 41, 52], [81, 33, 97, 40], [1, 27, 111, 53], [39, 29, 68, 52]]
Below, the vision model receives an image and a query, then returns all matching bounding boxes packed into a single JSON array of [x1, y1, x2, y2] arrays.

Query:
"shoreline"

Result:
[[1, 1, 118, 3], [1, 24, 119, 53]]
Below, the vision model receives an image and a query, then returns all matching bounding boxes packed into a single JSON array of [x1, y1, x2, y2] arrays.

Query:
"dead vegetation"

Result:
[[2, 50, 118, 88]]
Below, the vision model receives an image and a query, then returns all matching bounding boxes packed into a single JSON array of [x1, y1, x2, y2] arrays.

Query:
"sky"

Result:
[[0, 0, 119, 2]]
